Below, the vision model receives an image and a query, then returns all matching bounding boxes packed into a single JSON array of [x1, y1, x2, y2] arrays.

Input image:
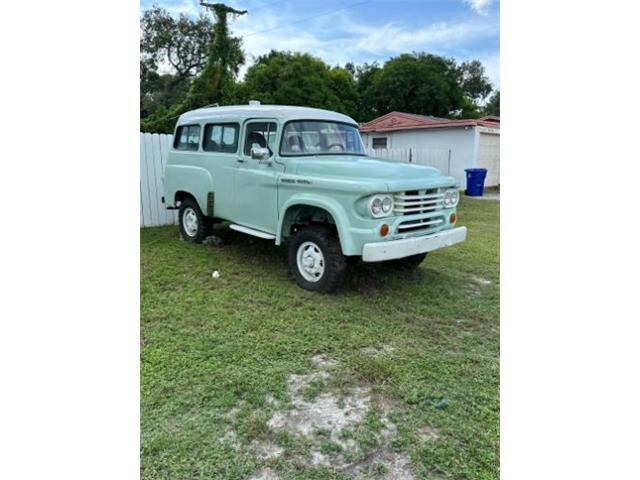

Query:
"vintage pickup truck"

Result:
[[163, 103, 466, 292]]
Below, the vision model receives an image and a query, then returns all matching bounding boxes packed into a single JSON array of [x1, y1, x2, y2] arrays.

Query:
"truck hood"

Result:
[[293, 156, 456, 191]]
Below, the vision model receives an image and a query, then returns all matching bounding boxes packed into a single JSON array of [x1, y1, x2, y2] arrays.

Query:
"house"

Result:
[[360, 112, 500, 187]]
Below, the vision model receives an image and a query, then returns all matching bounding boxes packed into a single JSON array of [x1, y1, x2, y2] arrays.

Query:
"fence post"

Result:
[[409, 148, 412, 163], [447, 149, 451, 176]]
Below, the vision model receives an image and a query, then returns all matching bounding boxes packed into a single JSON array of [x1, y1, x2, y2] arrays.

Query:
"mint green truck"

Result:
[[163, 103, 467, 292]]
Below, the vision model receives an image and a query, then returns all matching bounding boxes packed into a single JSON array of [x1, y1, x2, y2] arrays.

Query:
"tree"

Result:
[[140, 67, 190, 119], [367, 53, 464, 118], [456, 97, 483, 119], [141, 3, 246, 133], [453, 60, 493, 119], [140, 6, 216, 126], [327, 67, 360, 119], [239, 51, 358, 117], [458, 60, 492, 102], [484, 90, 500, 116], [140, 6, 215, 80], [179, 3, 246, 112], [353, 62, 382, 121]]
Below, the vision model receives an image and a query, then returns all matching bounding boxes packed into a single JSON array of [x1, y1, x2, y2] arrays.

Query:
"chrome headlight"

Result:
[[369, 194, 394, 218], [443, 189, 460, 208]]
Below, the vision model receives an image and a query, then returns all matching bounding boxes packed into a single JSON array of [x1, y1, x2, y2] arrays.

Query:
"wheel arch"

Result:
[[277, 196, 352, 254], [174, 190, 197, 204]]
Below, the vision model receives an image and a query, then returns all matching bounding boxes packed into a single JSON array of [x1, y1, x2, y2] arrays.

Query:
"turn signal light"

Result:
[[449, 213, 457, 224], [380, 224, 390, 236]]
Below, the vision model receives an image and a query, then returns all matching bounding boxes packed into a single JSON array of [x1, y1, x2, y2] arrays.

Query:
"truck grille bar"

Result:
[[396, 217, 445, 231], [393, 189, 444, 214], [393, 188, 447, 234]]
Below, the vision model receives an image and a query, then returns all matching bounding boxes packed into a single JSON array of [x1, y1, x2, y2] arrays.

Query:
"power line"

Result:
[[245, 0, 289, 13], [241, 0, 371, 38]]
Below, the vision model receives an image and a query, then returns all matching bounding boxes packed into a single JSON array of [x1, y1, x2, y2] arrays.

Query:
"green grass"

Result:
[[141, 197, 499, 479]]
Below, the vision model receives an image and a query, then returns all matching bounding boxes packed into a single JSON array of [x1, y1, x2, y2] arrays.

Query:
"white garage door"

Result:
[[478, 133, 500, 187]]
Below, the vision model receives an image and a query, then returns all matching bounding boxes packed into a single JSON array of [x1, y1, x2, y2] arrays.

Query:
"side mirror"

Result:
[[250, 147, 270, 161]]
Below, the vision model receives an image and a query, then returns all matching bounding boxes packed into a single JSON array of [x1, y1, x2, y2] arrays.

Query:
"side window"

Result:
[[244, 122, 277, 157], [203, 123, 239, 153], [174, 125, 201, 151], [372, 137, 388, 149]]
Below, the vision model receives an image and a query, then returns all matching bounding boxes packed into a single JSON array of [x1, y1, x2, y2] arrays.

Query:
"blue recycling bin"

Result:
[[465, 168, 488, 197]]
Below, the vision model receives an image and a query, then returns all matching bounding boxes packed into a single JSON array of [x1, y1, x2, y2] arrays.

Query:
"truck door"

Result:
[[233, 119, 284, 233]]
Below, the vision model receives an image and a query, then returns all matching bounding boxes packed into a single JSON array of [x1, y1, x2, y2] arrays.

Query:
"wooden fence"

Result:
[[140, 133, 176, 227], [365, 147, 451, 174], [140, 134, 452, 227]]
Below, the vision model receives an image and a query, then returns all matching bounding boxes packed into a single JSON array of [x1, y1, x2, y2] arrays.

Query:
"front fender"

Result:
[[277, 194, 356, 254]]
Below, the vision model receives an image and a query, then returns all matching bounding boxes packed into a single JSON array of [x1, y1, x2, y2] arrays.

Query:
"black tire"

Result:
[[388, 252, 428, 270], [178, 197, 211, 243], [288, 225, 347, 293]]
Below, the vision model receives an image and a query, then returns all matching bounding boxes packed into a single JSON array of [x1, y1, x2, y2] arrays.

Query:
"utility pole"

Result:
[[180, 2, 247, 111], [199, 2, 247, 19]]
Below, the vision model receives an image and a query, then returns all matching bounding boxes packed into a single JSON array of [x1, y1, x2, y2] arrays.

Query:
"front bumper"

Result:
[[361, 226, 467, 262]]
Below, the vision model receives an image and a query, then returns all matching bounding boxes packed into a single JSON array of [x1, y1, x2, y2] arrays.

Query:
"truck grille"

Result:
[[394, 188, 444, 214], [394, 188, 446, 234]]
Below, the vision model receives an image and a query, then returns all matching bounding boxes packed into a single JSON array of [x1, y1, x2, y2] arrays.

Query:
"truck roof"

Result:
[[177, 104, 357, 126]]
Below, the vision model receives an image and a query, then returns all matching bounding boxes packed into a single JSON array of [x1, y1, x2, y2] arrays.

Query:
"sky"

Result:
[[140, 0, 500, 89]]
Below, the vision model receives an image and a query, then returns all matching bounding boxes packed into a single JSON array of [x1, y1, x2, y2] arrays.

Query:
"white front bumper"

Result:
[[361, 226, 467, 262]]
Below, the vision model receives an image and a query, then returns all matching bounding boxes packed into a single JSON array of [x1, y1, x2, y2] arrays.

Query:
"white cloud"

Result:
[[143, 1, 499, 88], [348, 18, 498, 54], [163, 0, 199, 16], [230, 9, 498, 67], [464, 0, 494, 16]]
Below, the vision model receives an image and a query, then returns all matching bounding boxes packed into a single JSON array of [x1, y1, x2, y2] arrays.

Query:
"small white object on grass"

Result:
[[212, 270, 220, 279]]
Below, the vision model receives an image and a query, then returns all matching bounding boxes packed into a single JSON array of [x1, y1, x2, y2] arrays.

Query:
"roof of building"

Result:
[[359, 111, 500, 133], [178, 104, 357, 125]]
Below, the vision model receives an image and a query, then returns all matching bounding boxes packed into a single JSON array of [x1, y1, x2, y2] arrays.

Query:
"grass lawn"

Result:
[[141, 197, 499, 480]]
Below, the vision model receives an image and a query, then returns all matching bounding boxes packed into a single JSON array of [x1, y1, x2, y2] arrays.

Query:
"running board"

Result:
[[229, 224, 276, 240]]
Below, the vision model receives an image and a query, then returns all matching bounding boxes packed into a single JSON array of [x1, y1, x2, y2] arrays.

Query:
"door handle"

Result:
[[236, 157, 247, 163]]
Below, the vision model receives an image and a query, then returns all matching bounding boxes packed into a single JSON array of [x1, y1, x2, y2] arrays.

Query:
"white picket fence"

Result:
[[140, 133, 177, 227], [140, 134, 452, 227]]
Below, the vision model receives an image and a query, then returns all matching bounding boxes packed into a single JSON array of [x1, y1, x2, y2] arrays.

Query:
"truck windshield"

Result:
[[280, 121, 366, 156]]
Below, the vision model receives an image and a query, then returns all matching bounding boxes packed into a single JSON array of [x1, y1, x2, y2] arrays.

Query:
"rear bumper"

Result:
[[361, 226, 467, 262]]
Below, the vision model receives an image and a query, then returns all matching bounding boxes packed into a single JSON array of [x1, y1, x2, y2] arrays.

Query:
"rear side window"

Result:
[[174, 125, 201, 151], [203, 123, 240, 153]]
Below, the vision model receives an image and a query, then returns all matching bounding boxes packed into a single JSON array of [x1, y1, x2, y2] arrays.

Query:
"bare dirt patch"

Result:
[[267, 389, 370, 437], [344, 449, 415, 479], [252, 440, 284, 460], [311, 353, 338, 368], [285, 370, 330, 396], [248, 467, 280, 480], [257, 355, 423, 478]]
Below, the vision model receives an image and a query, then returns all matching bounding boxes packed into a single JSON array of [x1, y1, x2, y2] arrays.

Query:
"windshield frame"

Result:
[[279, 119, 367, 157]]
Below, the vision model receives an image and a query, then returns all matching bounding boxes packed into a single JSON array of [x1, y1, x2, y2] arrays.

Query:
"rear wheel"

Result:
[[178, 197, 211, 243], [288, 225, 347, 293], [389, 252, 427, 270]]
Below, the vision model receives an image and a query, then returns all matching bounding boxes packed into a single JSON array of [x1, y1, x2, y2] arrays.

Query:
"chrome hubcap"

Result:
[[296, 241, 325, 282], [182, 208, 199, 237]]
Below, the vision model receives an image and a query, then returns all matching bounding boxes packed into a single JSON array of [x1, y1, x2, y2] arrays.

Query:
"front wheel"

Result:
[[288, 225, 347, 293]]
